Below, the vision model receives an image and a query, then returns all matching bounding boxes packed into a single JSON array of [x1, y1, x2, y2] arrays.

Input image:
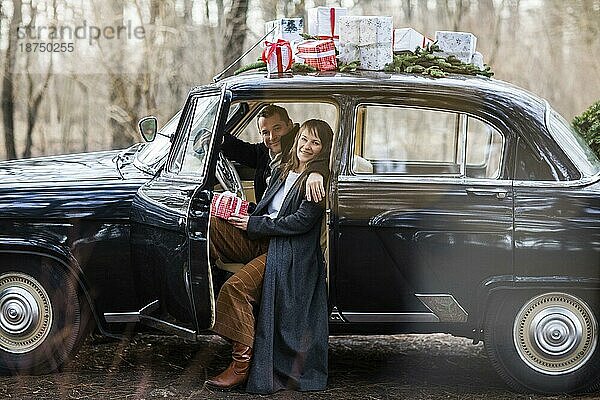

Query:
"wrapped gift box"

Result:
[[211, 192, 250, 220], [339, 16, 393, 71], [296, 39, 337, 71], [307, 6, 348, 44], [434, 31, 477, 64], [265, 18, 304, 47], [393, 28, 433, 52], [471, 51, 484, 69], [261, 40, 293, 75]]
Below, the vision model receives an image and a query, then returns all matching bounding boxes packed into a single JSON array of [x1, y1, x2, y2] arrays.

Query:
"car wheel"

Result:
[[485, 291, 600, 393], [0, 258, 89, 374]]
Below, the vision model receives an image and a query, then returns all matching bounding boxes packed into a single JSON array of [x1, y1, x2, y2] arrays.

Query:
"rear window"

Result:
[[548, 107, 600, 178]]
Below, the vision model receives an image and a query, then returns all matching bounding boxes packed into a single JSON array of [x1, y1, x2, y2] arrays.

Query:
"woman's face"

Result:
[[296, 130, 323, 165]]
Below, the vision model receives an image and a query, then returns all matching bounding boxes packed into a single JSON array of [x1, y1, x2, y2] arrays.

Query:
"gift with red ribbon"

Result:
[[296, 39, 337, 71], [211, 191, 250, 220], [261, 39, 293, 75], [307, 6, 348, 44]]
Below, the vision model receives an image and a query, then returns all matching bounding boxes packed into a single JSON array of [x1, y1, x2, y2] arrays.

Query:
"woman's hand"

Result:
[[305, 172, 325, 203], [227, 213, 249, 230]]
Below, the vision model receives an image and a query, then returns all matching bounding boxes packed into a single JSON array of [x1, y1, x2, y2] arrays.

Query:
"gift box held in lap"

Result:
[[339, 16, 393, 71], [265, 18, 304, 47], [434, 31, 477, 64], [211, 192, 249, 220], [261, 40, 293, 75], [296, 39, 337, 71], [393, 28, 433, 52], [307, 6, 347, 45]]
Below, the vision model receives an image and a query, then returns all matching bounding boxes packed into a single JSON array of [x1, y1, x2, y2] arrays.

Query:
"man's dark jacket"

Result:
[[221, 124, 328, 201]]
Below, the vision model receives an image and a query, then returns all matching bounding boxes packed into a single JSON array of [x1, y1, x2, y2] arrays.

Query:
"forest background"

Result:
[[0, 0, 598, 160]]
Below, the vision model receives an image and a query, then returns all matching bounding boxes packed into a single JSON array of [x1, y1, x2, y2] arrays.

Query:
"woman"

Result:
[[207, 119, 333, 393]]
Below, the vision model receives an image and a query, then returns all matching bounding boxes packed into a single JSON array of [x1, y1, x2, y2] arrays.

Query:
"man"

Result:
[[221, 104, 326, 202]]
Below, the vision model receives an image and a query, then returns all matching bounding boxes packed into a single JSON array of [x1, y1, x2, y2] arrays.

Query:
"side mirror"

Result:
[[138, 116, 158, 142]]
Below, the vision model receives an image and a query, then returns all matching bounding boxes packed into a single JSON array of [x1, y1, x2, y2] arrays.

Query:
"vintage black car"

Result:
[[0, 72, 598, 394]]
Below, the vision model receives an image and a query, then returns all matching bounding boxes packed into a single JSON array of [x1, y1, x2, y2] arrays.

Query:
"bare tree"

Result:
[[22, 0, 53, 158], [221, 0, 249, 70], [1, 0, 22, 159]]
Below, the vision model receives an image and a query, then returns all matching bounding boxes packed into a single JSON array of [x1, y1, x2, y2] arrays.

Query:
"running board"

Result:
[[104, 300, 197, 340]]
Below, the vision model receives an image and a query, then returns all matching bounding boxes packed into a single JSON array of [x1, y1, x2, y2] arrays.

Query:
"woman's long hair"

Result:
[[280, 119, 334, 181]]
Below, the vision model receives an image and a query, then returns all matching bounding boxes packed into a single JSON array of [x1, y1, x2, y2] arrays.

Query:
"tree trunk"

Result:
[[221, 0, 249, 70], [108, 0, 133, 149], [1, 0, 22, 160]]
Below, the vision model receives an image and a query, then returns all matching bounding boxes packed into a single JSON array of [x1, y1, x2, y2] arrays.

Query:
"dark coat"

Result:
[[221, 124, 299, 202], [245, 169, 329, 394]]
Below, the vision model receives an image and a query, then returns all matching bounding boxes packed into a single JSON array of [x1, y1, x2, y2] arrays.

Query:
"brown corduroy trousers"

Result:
[[209, 216, 269, 348]]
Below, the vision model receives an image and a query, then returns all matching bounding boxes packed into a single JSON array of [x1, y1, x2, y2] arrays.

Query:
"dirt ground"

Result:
[[0, 333, 594, 400]]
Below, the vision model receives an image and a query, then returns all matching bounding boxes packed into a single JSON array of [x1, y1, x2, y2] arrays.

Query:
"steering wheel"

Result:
[[216, 152, 245, 200]]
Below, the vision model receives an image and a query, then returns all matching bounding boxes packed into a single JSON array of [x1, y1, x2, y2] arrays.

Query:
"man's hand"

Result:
[[227, 213, 249, 231], [305, 172, 325, 203]]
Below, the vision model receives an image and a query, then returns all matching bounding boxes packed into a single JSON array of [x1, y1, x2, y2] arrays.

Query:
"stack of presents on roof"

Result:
[[244, 6, 492, 78]]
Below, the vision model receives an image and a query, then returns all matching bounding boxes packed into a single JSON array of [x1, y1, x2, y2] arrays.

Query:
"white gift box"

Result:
[[307, 6, 348, 42], [471, 51, 484, 69], [435, 31, 477, 63], [265, 18, 304, 46], [393, 28, 433, 52], [339, 16, 393, 71]]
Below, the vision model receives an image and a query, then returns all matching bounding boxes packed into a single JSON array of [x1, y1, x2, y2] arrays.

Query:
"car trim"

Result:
[[337, 174, 513, 186], [513, 172, 600, 188], [415, 294, 468, 323], [341, 312, 440, 323]]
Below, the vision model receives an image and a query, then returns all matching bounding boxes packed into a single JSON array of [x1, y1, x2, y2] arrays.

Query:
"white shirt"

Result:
[[266, 171, 300, 219]]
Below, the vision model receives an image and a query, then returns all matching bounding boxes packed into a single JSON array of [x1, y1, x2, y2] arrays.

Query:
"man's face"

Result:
[[258, 114, 293, 154]]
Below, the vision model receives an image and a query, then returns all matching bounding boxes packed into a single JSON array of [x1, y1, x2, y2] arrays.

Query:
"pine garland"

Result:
[[385, 43, 494, 78], [234, 61, 267, 75], [233, 43, 494, 78], [233, 61, 318, 75]]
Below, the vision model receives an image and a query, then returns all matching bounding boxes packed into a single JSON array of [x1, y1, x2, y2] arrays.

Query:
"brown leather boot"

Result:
[[206, 342, 252, 390]]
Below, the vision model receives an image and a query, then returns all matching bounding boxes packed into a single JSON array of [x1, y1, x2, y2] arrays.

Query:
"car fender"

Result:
[[0, 238, 113, 336], [473, 275, 600, 342]]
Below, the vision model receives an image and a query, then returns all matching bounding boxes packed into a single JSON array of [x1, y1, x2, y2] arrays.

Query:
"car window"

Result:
[[353, 105, 505, 178], [548, 108, 600, 178], [466, 117, 504, 179], [169, 94, 221, 178], [237, 102, 338, 143], [355, 105, 461, 175]]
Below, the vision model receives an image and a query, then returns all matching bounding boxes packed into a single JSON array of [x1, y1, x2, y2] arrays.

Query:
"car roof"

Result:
[[203, 71, 545, 108]]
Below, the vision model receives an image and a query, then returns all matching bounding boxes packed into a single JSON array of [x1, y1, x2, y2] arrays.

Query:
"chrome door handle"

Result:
[[465, 188, 508, 199]]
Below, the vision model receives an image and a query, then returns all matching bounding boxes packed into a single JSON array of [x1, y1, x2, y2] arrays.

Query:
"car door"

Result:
[[128, 86, 230, 336], [333, 98, 514, 324]]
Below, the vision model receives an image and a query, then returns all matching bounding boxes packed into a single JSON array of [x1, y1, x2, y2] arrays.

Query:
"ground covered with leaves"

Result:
[[0, 333, 589, 399]]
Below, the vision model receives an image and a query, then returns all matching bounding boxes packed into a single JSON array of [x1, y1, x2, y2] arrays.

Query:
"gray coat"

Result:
[[245, 168, 329, 394]]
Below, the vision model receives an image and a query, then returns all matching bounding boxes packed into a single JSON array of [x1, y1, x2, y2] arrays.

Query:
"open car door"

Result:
[[109, 86, 230, 338]]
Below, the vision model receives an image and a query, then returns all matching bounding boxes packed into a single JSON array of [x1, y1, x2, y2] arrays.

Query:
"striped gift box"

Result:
[[211, 192, 249, 219], [296, 39, 337, 71]]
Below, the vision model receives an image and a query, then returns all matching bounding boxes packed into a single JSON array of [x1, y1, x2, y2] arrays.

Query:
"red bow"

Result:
[[262, 39, 293, 74]]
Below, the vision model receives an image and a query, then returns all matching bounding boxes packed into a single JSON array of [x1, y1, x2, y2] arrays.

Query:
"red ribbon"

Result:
[[261, 39, 293, 73], [318, 8, 339, 40]]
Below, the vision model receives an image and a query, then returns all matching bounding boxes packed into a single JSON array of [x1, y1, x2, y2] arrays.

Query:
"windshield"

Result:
[[547, 106, 600, 178], [133, 110, 182, 173]]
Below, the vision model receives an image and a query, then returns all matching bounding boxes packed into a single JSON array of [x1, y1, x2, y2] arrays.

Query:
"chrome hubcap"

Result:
[[514, 293, 597, 375], [0, 273, 52, 354]]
